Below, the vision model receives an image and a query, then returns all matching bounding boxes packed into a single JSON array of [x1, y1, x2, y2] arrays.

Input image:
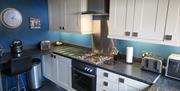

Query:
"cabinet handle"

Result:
[[103, 72, 108, 77], [51, 54, 54, 57], [59, 26, 62, 30], [103, 81, 108, 86], [119, 77, 124, 83], [62, 27, 65, 30], [54, 55, 56, 58], [132, 32, 138, 37], [125, 32, 130, 36], [103, 90, 106, 91], [164, 35, 172, 40]]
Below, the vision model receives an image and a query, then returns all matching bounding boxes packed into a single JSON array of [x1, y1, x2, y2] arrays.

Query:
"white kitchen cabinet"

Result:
[[164, 0, 180, 46], [109, 0, 126, 37], [48, 0, 66, 31], [42, 54, 58, 83], [96, 68, 149, 91], [109, 0, 168, 40], [48, 0, 93, 34], [109, 0, 135, 37], [119, 83, 139, 91], [125, 85, 139, 91], [97, 78, 119, 91], [42, 54, 73, 91], [57, 55, 72, 91], [108, 0, 180, 47], [134, 0, 168, 41]]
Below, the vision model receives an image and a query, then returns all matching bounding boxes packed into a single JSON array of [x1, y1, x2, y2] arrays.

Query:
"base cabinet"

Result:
[[57, 55, 72, 91], [42, 54, 58, 83], [96, 68, 149, 91], [42, 54, 73, 91]]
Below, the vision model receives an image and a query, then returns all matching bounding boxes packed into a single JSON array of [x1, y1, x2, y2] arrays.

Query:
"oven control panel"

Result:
[[84, 67, 94, 73], [72, 59, 96, 75]]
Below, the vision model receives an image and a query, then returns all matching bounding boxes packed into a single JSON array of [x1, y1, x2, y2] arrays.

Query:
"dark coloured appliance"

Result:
[[72, 60, 96, 91], [10, 40, 23, 54], [81, 0, 109, 15]]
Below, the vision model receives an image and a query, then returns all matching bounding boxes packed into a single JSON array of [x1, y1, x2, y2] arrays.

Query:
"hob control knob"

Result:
[[87, 68, 90, 71], [84, 67, 88, 71], [90, 69, 93, 72]]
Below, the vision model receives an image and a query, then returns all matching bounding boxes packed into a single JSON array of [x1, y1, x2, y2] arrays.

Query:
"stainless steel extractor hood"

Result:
[[81, 0, 110, 15]]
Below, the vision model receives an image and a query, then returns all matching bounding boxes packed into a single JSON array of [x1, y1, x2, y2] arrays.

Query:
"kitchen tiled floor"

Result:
[[29, 80, 66, 91]]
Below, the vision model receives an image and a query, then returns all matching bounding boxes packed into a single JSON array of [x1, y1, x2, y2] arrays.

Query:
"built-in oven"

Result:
[[72, 60, 96, 91]]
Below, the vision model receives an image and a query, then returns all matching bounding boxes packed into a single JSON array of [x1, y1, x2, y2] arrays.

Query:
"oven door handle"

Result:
[[73, 68, 95, 78]]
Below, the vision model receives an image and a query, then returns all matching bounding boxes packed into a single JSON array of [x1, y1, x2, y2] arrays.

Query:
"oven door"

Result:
[[72, 68, 96, 91]]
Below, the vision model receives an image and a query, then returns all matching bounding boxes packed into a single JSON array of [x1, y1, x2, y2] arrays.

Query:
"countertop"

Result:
[[52, 44, 180, 91], [0, 44, 179, 91]]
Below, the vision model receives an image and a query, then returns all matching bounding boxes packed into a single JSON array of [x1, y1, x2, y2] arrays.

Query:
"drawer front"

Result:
[[97, 86, 112, 91], [97, 68, 119, 83], [97, 78, 118, 91], [119, 75, 149, 90], [97, 85, 111, 91]]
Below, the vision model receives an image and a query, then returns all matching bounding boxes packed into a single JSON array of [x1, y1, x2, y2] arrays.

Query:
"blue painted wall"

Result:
[[0, 0, 61, 49], [0, 0, 61, 90]]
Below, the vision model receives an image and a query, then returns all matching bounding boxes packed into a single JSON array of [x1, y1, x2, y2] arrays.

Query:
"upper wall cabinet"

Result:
[[48, 0, 66, 31], [109, 0, 180, 47], [48, 0, 93, 34], [164, 0, 180, 46], [134, 0, 168, 41], [109, 0, 135, 37], [109, 0, 168, 40]]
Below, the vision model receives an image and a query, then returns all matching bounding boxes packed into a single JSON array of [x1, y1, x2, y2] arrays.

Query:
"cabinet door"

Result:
[[48, 0, 66, 31], [57, 55, 72, 90], [51, 54, 58, 82], [126, 85, 139, 91], [109, 0, 127, 37], [110, 0, 136, 37], [133, 0, 168, 40], [164, 0, 180, 46], [42, 54, 53, 80], [119, 83, 126, 91], [66, 0, 81, 33], [42, 54, 58, 83]]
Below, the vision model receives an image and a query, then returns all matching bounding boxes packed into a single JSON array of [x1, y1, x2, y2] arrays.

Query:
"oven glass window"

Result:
[[72, 69, 96, 91]]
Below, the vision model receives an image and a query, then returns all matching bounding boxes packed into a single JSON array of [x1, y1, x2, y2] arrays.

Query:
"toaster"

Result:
[[141, 57, 162, 73]]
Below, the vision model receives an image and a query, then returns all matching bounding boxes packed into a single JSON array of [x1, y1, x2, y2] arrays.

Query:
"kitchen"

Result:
[[0, 0, 180, 91]]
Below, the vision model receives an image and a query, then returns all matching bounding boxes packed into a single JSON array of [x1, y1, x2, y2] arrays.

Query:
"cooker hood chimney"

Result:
[[81, 0, 110, 16]]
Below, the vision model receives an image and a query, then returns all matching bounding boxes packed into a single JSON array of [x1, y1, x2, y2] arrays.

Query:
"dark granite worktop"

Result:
[[52, 44, 180, 91], [0, 44, 179, 91], [98, 62, 160, 85]]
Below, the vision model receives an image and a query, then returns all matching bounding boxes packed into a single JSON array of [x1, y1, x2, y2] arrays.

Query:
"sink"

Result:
[[2, 56, 32, 76]]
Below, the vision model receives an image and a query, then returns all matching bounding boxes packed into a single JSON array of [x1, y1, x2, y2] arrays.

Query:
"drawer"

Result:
[[96, 85, 112, 91], [97, 68, 119, 83], [119, 75, 149, 90], [97, 78, 119, 91]]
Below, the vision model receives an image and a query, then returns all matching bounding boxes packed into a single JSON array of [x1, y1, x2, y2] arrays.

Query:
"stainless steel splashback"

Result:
[[91, 20, 115, 55]]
